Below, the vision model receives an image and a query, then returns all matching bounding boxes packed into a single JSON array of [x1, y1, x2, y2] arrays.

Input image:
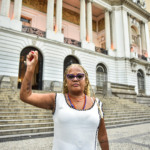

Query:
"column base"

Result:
[[81, 41, 95, 51], [108, 49, 116, 57], [0, 16, 11, 28], [42, 80, 63, 92], [130, 52, 138, 58], [10, 20, 22, 31], [46, 30, 64, 42]]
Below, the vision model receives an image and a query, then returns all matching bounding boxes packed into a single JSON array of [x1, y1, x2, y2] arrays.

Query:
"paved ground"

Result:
[[0, 123, 150, 150]]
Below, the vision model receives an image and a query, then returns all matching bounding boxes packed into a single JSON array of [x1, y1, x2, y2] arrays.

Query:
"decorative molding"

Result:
[[123, 0, 150, 20], [130, 61, 137, 72], [145, 64, 150, 75]]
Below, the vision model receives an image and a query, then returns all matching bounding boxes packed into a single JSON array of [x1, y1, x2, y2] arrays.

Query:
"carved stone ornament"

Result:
[[145, 64, 150, 75], [131, 62, 137, 72]]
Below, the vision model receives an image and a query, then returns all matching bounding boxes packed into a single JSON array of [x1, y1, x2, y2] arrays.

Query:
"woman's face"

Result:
[[66, 65, 86, 95]]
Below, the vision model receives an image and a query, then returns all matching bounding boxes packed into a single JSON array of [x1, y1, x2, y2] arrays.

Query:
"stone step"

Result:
[[0, 131, 54, 141], [136, 100, 150, 104], [0, 108, 49, 112], [106, 120, 150, 128], [0, 105, 42, 109], [0, 118, 53, 124], [105, 113, 150, 118], [0, 112, 52, 116], [103, 110, 150, 115], [0, 115, 52, 120], [105, 117, 150, 126], [0, 122, 54, 130], [0, 126, 54, 136], [104, 114, 150, 121]]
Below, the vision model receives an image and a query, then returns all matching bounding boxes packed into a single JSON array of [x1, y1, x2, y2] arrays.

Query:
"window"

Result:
[[21, 16, 31, 26], [96, 64, 107, 89]]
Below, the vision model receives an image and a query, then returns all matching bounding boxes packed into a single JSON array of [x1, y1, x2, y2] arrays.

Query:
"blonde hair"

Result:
[[63, 64, 91, 96]]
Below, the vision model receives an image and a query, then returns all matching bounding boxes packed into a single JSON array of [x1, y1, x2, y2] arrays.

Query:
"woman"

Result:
[[20, 51, 109, 150]]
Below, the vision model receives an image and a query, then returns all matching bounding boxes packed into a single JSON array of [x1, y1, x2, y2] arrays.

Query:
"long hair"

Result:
[[63, 64, 91, 96]]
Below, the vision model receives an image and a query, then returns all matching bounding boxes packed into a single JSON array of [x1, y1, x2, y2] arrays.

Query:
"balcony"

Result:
[[138, 54, 147, 61]]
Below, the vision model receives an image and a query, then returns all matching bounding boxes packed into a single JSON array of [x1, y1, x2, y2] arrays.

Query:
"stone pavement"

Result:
[[0, 123, 150, 150]]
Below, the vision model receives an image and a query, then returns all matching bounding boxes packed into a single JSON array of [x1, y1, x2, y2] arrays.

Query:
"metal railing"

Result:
[[64, 37, 81, 47], [22, 25, 46, 37], [95, 47, 108, 55]]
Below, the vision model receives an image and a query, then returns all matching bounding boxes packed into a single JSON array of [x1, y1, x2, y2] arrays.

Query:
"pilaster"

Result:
[[122, 9, 130, 58], [141, 22, 147, 51], [145, 22, 150, 62]]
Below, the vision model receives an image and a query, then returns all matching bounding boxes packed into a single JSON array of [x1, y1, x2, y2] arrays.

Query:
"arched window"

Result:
[[18, 47, 43, 90], [137, 69, 145, 93], [64, 55, 79, 73], [96, 64, 107, 89]]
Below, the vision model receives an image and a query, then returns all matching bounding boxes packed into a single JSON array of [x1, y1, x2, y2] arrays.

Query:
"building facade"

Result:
[[0, 0, 150, 95], [145, 0, 150, 36]]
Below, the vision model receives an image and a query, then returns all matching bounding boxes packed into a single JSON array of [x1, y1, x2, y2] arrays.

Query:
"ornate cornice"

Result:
[[101, 0, 150, 20], [123, 0, 150, 20], [130, 58, 150, 66]]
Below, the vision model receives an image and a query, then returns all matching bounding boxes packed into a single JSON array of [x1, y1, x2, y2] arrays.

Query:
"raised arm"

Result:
[[20, 51, 55, 110], [98, 118, 109, 150]]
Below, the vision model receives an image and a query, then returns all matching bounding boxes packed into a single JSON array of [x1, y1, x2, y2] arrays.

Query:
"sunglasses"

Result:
[[66, 73, 85, 80]]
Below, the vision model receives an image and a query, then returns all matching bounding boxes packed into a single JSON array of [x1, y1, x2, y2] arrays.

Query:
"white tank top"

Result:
[[52, 93, 103, 150]]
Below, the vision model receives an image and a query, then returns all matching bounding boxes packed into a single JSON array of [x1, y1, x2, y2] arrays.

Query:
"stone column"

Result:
[[0, 0, 11, 28], [10, 0, 23, 31], [80, 0, 95, 51], [46, 0, 64, 42], [128, 14, 132, 46], [141, 22, 147, 51], [122, 9, 130, 58], [105, 10, 111, 51], [13, 0, 22, 20], [46, 0, 54, 31], [0, 0, 10, 16], [145, 22, 150, 61], [56, 0, 63, 33], [80, 0, 86, 42], [87, 0, 92, 43]]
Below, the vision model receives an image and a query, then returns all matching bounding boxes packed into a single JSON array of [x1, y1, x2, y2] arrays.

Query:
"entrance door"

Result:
[[96, 64, 107, 90], [18, 47, 43, 90], [137, 69, 145, 94]]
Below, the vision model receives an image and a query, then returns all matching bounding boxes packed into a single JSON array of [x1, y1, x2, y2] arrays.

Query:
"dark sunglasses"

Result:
[[66, 73, 85, 80]]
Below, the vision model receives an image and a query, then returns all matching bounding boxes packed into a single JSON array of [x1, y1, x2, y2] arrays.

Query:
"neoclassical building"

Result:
[[0, 0, 150, 96]]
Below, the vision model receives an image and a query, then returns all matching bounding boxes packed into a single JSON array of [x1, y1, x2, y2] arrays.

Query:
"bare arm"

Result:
[[20, 51, 55, 110], [98, 119, 109, 150]]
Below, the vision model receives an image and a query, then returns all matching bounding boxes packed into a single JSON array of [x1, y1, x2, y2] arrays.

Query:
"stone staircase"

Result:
[[0, 88, 150, 141], [98, 95, 150, 128], [136, 95, 150, 106], [0, 89, 53, 141]]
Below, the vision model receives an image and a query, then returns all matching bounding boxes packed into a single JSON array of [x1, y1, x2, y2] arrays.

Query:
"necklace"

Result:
[[67, 93, 87, 110]]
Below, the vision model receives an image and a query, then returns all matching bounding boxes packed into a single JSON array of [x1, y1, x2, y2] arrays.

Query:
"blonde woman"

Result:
[[20, 51, 109, 150]]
